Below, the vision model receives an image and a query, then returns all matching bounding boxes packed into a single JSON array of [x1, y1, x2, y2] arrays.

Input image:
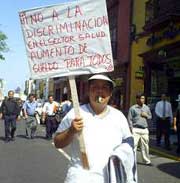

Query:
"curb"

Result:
[[150, 147, 180, 162]]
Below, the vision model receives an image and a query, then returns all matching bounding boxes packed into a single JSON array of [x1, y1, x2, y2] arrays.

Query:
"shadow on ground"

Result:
[[157, 162, 180, 178]]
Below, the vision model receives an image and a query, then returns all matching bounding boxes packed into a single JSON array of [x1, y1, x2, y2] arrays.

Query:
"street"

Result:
[[0, 119, 68, 183], [0, 119, 179, 183]]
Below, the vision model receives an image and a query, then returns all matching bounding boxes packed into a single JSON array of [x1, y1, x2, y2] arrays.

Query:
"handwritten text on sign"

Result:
[[19, 0, 114, 79]]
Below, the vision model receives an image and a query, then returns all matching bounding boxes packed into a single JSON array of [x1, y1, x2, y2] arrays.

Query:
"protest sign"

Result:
[[19, 0, 114, 169], [19, 0, 114, 79]]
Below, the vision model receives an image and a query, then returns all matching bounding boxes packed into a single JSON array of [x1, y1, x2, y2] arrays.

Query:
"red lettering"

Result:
[[30, 46, 75, 61], [19, 12, 28, 25], [30, 13, 43, 24], [75, 5, 83, 17], [52, 9, 59, 21], [33, 62, 59, 73], [67, 5, 83, 18], [64, 57, 84, 68], [79, 43, 88, 54], [78, 31, 106, 41], [26, 29, 33, 38], [89, 54, 112, 66]]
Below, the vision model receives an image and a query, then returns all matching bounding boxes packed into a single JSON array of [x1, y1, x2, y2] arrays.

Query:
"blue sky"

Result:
[[0, 0, 76, 95]]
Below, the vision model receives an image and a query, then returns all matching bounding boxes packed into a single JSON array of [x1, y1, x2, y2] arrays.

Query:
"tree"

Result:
[[0, 31, 9, 60]]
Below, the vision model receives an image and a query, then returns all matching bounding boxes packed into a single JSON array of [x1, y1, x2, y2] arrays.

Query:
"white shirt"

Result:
[[42, 101, 59, 116], [155, 100, 173, 123], [56, 104, 133, 183]]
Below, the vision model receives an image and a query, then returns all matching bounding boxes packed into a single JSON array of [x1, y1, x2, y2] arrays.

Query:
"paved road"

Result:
[[0, 119, 69, 183], [137, 152, 180, 183], [0, 119, 179, 183]]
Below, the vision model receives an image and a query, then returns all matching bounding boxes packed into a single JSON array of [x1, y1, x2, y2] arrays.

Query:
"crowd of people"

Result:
[[0, 91, 72, 142], [0, 74, 179, 183]]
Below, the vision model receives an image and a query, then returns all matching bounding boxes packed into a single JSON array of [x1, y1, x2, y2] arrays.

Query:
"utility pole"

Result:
[[45, 78, 49, 99]]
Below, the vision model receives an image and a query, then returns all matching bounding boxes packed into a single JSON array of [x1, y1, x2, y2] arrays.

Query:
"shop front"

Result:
[[140, 41, 180, 112]]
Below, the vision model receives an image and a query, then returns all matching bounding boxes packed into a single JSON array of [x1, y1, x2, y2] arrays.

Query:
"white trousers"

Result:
[[133, 128, 151, 164]]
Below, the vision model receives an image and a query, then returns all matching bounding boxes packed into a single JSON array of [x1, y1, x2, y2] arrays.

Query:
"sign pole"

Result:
[[68, 75, 89, 170]]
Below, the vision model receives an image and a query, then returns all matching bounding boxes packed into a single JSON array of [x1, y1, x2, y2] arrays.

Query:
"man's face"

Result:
[[49, 96, 54, 103], [161, 94, 166, 101], [8, 91, 14, 99], [137, 96, 145, 105], [89, 80, 112, 106], [29, 96, 35, 102]]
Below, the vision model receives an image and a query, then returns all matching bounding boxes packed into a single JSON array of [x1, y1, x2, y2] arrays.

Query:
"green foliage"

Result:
[[0, 31, 9, 60]]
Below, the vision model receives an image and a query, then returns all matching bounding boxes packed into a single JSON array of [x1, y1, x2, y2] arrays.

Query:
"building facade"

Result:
[[130, 0, 180, 130], [131, 0, 180, 109], [106, 0, 132, 112], [141, 0, 180, 112]]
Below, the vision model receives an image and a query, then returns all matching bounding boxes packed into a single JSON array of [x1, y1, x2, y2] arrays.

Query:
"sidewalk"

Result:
[[149, 133, 180, 161]]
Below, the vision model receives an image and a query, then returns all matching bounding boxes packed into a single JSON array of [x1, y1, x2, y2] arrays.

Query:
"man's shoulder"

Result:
[[143, 104, 150, 109], [4, 99, 16, 104], [129, 104, 137, 110], [54, 101, 59, 105], [24, 100, 30, 104], [155, 101, 161, 105], [44, 101, 50, 106], [108, 105, 126, 117]]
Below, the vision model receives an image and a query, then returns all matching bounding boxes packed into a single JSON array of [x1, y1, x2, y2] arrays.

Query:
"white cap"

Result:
[[88, 74, 115, 87]]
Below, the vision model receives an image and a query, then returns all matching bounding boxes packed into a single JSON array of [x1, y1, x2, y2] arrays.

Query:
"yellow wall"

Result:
[[130, 37, 149, 105], [130, 0, 148, 105], [130, 34, 180, 106], [130, 1, 180, 106], [132, 0, 148, 33]]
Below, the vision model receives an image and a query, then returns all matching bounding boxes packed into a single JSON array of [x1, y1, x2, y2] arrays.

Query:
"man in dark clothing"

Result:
[[155, 94, 173, 150], [173, 95, 180, 154], [0, 90, 20, 142]]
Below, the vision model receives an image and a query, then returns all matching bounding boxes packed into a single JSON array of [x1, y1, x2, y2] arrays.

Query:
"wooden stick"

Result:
[[68, 75, 89, 169]]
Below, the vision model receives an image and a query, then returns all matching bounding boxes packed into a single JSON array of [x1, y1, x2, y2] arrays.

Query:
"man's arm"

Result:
[[127, 107, 133, 132], [155, 102, 160, 117], [0, 100, 5, 119], [41, 103, 47, 123], [169, 103, 173, 124], [22, 102, 28, 118], [54, 117, 83, 148], [141, 106, 152, 120]]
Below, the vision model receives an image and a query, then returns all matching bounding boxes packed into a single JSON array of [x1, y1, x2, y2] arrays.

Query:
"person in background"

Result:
[[17, 98, 24, 118], [42, 95, 60, 140], [108, 97, 118, 109], [155, 94, 173, 150], [0, 90, 20, 142], [173, 94, 180, 154], [60, 93, 72, 118], [54, 74, 136, 183], [128, 93, 152, 166], [22, 93, 38, 139]]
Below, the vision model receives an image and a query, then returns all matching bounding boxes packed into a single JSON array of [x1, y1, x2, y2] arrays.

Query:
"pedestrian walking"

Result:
[[60, 93, 72, 118], [0, 90, 20, 142], [173, 94, 180, 154], [54, 74, 136, 183], [128, 93, 152, 166], [42, 95, 60, 140], [155, 94, 173, 150], [22, 93, 38, 139]]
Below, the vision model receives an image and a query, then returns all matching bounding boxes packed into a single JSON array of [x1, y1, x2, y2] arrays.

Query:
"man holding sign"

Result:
[[20, 0, 136, 182], [54, 74, 136, 183]]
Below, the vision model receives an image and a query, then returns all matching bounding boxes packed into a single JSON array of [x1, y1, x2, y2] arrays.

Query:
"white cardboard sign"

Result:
[[19, 0, 114, 79]]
